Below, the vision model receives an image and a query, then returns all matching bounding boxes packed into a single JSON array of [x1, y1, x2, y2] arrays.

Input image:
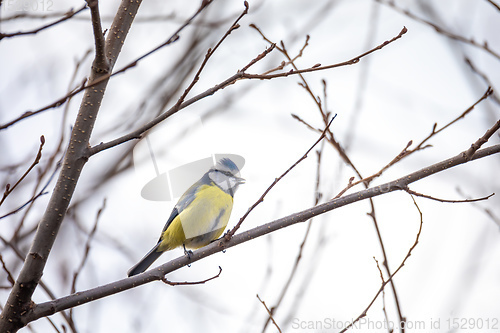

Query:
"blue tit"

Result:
[[128, 158, 245, 277]]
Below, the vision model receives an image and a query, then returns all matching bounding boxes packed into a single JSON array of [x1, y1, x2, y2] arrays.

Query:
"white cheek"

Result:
[[217, 180, 231, 192]]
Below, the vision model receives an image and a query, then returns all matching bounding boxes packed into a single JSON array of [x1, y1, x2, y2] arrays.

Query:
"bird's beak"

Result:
[[236, 177, 246, 185]]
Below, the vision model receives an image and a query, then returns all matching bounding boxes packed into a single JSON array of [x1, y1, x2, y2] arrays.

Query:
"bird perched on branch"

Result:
[[128, 158, 245, 277]]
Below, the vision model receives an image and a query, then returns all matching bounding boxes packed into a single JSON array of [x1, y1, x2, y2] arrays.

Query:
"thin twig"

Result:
[[464, 58, 500, 104], [413, 87, 494, 152], [12, 50, 93, 242], [257, 294, 282, 333], [308, 86, 494, 193], [262, 144, 326, 331], [463, 117, 500, 160], [268, 28, 407, 329], [349, 87, 493, 189], [456, 187, 500, 229], [0, 160, 61, 220], [338, 195, 423, 333], [0, 5, 88, 40], [348, 140, 413, 189], [172, 1, 249, 110], [0, 8, 248, 26], [161, 266, 222, 285], [225, 115, 336, 239], [0, 255, 15, 287], [82, 27, 404, 155], [334, 177, 356, 199], [404, 188, 494, 203], [376, 0, 500, 60], [0, 0, 214, 131], [70, 199, 106, 295], [373, 257, 393, 333], [0, 136, 45, 207], [486, 0, 500, 11], [247, 26, 407, 80]]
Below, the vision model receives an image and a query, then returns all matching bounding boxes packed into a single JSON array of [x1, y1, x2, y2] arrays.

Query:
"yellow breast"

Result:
[[159, 183, 233, 251]]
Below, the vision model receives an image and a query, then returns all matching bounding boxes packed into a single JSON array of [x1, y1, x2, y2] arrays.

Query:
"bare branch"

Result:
[[70, 199, 106, 295], [88, 26, 406, 157], [0, 255, 15, 287], [486, 0, 500, 11], [161, 266, 222, 286], [373, 257, 392, 332], [0, 0, 214, 131], [305, 86, 494, 192], [225, 116, 336, 239], [270, 29, 407, 327], [0, 5, 88, 40], [456, 188, 500, 229], [463, 116, 500, 160], [257, 294, 282, 333], [246, 26, 408, 80], [0, 136, 45, 207], [262, 145, 326, 331], [172, 1, 249, 110], [404, 188, 494, 203], [376, 0, 500, 60], [334, 177, 356, 199], [270, 29, 408, 327], [338, 194, 424, 333], [415, 87, 494, 151], [464, 58, 500, 104], [25, 143, 500, 322]]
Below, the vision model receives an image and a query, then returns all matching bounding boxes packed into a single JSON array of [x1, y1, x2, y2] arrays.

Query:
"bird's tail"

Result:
[[127, 243, 163, 277]]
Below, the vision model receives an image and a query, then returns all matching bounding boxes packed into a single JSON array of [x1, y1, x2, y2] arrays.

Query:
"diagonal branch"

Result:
[[376, 0, 500, 60], [0, 1, 214, 131], [463, 117, 500, 160], [226, 116, 336, 239], [26, 143, 500, 323], [404, 188, 494, 203], [87, 27, 407, 156], [0, 5, 88, 40], [338, 194, 424, 333], [486, 0, 500, 11], [0, 136, 45, 207]]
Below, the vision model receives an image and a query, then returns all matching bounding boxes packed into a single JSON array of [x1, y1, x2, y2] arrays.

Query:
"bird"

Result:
[[127, 158, 245, 277]]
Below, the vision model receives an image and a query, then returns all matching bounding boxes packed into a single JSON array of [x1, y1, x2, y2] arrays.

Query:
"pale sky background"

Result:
[[1, 0, 500, 332]]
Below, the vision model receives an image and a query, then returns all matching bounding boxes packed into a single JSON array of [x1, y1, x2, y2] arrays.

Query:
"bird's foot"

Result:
[[183, 244, 193, 259]]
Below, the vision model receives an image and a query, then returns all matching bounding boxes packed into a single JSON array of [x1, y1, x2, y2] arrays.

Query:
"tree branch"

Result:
[[0, 0, 143, 331], [26, 143, 500, 323], [0, 0, 214, 131], [376, 0, 500, 60], [0, 5, 88, 40], [87, 26, 407, 156], [338, 194, 424, 333], [0, 136, 45, 207]]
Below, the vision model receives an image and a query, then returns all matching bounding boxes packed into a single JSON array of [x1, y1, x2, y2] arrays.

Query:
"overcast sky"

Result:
[[1, 0, 500, 332]]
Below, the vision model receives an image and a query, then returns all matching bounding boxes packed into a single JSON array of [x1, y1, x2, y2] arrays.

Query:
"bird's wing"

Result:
[[158, 179, 203, 239]]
